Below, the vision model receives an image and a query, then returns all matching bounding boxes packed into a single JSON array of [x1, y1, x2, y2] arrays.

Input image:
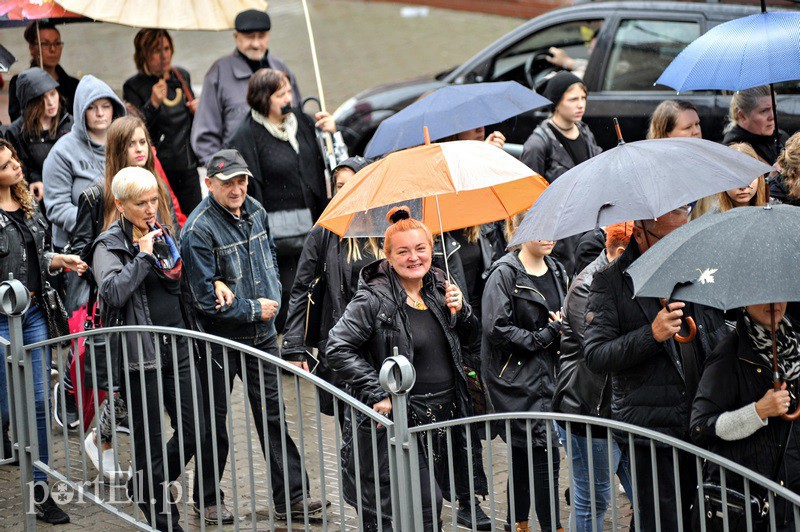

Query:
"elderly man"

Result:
[[584, 208, 726, 532], [181, 149, 324, 523], [190, 9, 301, 164]]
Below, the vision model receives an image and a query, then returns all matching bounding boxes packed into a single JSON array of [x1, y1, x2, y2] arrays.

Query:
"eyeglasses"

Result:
[[644, 228, 664, 242], [36, 41, 64, 49]]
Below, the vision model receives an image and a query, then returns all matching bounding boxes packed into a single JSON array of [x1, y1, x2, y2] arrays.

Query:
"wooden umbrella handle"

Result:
[[660, 299, 697, 344], [782, 407, 800, 421]]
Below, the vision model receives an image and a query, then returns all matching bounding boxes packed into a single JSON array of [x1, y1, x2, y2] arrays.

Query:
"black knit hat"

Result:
[[333, 156, 371, 175], [541, 71, 585, 107], [235, 9, 271, 32]]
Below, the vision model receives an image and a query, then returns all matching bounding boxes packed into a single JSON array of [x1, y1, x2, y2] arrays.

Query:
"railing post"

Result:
[[379, 350, 417, 531], [0, 278, 35, 530]]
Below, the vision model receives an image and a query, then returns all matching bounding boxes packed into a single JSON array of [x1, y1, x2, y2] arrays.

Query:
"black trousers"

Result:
[[127, 336, 203, 531], [163, 166, 202, 216], [627, 444, 696, 532], [192, 335, 307, 509], [507, 444, 562, 529]]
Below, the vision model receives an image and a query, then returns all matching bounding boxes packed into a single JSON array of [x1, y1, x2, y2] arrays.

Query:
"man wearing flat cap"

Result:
[[191, 9, 301, 165]]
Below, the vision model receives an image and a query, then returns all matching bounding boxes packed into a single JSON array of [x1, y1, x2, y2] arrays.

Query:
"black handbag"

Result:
[[303, 230, 331, 346], [691, 483, 769, 531], [82, 286, 122, 393], [41, 281, 70, 343]]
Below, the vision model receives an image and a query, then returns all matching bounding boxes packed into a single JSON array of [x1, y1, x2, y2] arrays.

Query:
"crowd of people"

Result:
[[1, 7, 800, 532]]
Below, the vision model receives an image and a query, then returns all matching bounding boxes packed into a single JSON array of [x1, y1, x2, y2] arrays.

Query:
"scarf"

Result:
[[252, 109, 299, 153], [122, 218, 183, 292], [743, 311, 800, 381]]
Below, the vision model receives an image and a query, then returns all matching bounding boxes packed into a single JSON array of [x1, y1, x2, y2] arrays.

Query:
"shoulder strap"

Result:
[[314, 230, 331, 279], [170, 67, 194, 102]]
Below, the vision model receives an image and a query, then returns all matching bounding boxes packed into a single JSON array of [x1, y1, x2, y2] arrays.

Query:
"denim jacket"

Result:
[[0, 205, 56, 291], [181, 193, 281, 342]]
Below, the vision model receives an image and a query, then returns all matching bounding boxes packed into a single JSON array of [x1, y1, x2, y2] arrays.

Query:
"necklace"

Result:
[[406, 294, 426, 310], [550, 118, 576, 133]]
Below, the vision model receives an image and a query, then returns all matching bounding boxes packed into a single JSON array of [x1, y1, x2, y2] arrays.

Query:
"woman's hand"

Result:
[[150, 72, 169, 108], [137, 227, 163, 255], [485, 131, 506, 149], [213, 280, 234, 309], [314, 112, 337, 133], [29, 182, 44, 201], [186, 98, 199, 114], [445, 282, 463, 313], [51, 254, 88, 276], [549, 310, 563, 323], [755, 382, 790, 419], [373, 397, 392, 417]]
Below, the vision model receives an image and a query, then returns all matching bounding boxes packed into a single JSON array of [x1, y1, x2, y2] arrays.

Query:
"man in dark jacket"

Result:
[[553, 222, 633, 530], [190, 9, 301, 164], [181, 149, 325, 523], [584, 208, 726, 532]]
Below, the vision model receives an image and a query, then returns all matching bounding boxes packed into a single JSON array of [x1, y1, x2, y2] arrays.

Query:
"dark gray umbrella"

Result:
[[0, 45, 15, 73], [627, 204, 800, 420], [507, 137, 773, 247], [627, 205, 800, 310]]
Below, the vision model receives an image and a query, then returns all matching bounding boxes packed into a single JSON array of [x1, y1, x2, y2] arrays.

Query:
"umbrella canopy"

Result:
[[363, 81, 551, 159], [656, 12, 800, 92], [55, 0, 267, 30], [0, 45, 16, 73], [316, 140, 548, 237], [627, 205, 800, 311], [507, 137, 773, 247], [0, 1, 85, 27]]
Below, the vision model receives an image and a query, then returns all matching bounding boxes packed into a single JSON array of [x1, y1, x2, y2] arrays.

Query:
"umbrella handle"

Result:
[[660, 298, 697, 344], [781, 407, 800, 421]]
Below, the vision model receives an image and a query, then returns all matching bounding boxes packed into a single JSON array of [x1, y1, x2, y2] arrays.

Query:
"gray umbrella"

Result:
[[627, 205, 800, 310], [0, 45, 15, 73], [627, 204, 800, 420], [507, 137, 773, 247]]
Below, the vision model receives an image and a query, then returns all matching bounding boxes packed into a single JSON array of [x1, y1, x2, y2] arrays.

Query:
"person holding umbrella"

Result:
[[691, 301, 799, 529], [520, 71, 602, 277], [481, 210, 567, 532], [326, 206, 482, 531], [583, 207, 727, 532], [722, 85, 788, 166]]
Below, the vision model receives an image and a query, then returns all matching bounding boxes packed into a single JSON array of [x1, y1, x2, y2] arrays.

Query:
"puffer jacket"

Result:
[[326, 259, 481, 521], [691, 318, 800, 524], [584, 240, 727, 442], [553, 251, 610, 422], [481, 251, 567, 447]]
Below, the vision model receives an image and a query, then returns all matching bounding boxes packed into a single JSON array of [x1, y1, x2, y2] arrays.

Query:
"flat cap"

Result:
[[235, 9, 271, 32]]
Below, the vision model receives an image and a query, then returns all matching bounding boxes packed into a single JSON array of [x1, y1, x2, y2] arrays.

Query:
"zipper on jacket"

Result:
[[499, 354, 514, 378], [514, 284, 547, 302]]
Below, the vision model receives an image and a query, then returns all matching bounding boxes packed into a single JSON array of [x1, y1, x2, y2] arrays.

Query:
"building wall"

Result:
[[365, 0, 573, 19]]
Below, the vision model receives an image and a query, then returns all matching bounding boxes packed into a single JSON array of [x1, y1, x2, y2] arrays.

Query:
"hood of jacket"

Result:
[[15, 67, 59, 111], [71, 75, 126, 145]]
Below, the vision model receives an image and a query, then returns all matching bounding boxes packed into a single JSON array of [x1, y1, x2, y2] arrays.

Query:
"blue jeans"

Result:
[[0, 303, 51, 482], [558, 424, 633, 532]]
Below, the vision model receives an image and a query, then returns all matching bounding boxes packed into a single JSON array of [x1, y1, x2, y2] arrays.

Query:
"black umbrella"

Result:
[[627, 204, 800, 420], [0, 45, 15, 73]]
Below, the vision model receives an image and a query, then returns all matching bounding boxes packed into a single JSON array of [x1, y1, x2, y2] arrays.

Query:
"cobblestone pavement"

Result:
[[1, 371, 633, 531]]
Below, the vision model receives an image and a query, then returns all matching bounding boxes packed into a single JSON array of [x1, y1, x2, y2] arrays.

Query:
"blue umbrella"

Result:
[[363, 81, 550, 158], [656, 12, 800, 93]]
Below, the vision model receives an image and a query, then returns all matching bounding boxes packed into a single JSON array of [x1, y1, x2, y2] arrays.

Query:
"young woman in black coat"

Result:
[[691, 302, 800, 529], [326, 207, 483, 531], [481, 212, 567, 532]]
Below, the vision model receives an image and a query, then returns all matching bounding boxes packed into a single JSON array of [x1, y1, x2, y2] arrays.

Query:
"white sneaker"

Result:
[[84, 430, 100, 473], [100, 448, 130, 485]]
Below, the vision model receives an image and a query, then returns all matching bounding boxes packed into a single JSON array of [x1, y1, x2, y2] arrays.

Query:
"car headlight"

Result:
[[333, 97, 357, 121]]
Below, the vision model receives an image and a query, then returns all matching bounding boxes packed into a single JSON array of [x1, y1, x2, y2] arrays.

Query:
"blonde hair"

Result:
[[383, 206, 433, 256], [0, 139, 35, 218], [345, 238, 383, 262], [111, 167, 159, 202], [725, 86, 771, 134], [505, 210, 528, 244], [777, 132, 800, 200]]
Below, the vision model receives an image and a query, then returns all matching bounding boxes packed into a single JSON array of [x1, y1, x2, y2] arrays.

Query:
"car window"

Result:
[[489, 19, 603, 87], [603, 19, 700, 91]]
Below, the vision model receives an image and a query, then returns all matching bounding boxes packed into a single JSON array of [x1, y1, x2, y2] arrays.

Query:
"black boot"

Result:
[[33, 484, 70, 525], [456, 498, 493, 530]]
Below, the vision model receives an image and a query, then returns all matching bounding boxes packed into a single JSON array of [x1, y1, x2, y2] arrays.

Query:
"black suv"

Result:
[[334, 1, 800, 154]]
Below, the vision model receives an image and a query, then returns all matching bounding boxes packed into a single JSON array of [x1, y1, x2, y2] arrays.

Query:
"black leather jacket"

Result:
[[123, 69, 198, 171], [0, 205, 56, 291], [481, 251, 567, 447]]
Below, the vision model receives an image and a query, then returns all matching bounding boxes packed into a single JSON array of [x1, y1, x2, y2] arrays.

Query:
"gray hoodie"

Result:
[[42, 75, 125, 248]]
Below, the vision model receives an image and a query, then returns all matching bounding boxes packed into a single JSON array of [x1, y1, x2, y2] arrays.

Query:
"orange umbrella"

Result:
[[317, 139, 548, 238]]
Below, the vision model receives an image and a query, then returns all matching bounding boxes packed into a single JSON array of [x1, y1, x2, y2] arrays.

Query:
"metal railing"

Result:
[[3, 276, 800, 531]]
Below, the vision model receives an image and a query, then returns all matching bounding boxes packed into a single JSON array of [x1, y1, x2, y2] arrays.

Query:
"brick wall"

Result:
[[364, 0, 573, 19]]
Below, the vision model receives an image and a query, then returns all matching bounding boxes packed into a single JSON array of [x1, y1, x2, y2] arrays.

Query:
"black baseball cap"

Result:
[[235, 9, 271, 32], [206, 149, 253, 181]]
